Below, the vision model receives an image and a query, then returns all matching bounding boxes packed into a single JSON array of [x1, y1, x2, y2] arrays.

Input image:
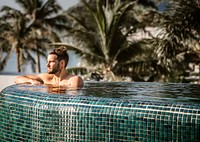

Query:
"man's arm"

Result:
[[14, 75, 44, 85]]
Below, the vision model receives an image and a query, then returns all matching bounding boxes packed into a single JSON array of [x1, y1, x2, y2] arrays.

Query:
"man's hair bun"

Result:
[[54, 46, 68, 55]]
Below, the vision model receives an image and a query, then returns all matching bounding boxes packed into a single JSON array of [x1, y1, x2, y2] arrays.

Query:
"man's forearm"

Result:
[[14, 76, 44, 85], [14, 76, 32, 84]]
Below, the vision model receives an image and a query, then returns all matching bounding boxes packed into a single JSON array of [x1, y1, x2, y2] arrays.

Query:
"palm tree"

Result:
[[0, 8, 38, 72], [155, 0, 200, 82], [55, 0, 166, 81], [0, 23, 15, 71], [0, 0, 68, 73], [16, 0, 68, 72]]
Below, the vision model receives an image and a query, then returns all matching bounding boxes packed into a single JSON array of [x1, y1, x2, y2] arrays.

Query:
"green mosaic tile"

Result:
[[0, 84, 200, 141]]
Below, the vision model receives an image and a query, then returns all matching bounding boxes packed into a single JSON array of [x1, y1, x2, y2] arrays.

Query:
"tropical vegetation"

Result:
[[60, 0, 200, 82], [0, 0, 68, 72], [61, 0, 166, 81], [155, 0, 200, 82], [0, 0, 200, 83]]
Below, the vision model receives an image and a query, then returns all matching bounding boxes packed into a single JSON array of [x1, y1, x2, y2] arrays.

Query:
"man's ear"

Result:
[[60, 60, 65, 67]]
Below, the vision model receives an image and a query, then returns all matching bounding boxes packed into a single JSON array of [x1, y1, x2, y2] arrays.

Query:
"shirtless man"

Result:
[[14, 46, 84, 89]]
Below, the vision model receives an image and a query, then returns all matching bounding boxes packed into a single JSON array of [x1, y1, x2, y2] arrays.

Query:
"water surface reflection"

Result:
[[15, 82, 200, 103]]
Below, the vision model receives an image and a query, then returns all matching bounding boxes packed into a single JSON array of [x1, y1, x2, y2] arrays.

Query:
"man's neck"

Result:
[[53, 69, 67, 82]]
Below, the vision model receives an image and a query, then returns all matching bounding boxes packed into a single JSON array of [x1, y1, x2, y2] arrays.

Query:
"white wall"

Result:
[[0, 75, 17, 91]]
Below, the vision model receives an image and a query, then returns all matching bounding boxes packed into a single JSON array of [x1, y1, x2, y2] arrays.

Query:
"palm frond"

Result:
[[50, 43, 105, 61], [66, 67, 88, 75]]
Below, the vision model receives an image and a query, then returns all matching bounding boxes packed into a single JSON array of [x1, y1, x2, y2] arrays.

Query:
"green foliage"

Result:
[[63, 0, 166, 81], [0, 0, 68, 73], [0, 8, 35, 72], [67, 67, 88, 75], [155, 0, 200, 82], [1, 0, 198, 82]]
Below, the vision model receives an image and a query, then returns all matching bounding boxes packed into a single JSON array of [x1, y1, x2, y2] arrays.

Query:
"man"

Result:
[[14, 46, 84, 89]]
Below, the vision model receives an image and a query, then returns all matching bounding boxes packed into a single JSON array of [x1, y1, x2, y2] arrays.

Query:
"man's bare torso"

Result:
[[39, 73, 80, 87]]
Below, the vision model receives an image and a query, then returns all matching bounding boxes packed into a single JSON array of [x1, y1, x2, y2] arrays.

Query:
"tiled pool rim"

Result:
[[0, 84, 200, 141]]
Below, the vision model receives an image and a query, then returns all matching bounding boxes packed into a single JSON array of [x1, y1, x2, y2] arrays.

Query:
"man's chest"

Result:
[[44, 79, 70, 86]]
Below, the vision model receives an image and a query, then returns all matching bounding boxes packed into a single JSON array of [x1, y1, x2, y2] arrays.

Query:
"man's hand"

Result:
[[29, 78, 43, 85]]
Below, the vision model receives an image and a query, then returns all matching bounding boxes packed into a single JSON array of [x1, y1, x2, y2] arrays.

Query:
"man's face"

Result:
[[46, 54, 60, 74]]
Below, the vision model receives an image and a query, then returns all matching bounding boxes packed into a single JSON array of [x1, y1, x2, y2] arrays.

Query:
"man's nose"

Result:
[[46, 62, 50, 67]]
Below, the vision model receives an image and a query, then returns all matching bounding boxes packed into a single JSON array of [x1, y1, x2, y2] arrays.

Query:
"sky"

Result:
[[0, 0, 79, 10], [0, 0, 80, 74]]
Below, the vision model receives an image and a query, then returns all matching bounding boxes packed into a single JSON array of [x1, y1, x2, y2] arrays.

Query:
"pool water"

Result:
[[16, 82, 200, 103], [82, 82, 200, 102], [0, 82, 200, 141]]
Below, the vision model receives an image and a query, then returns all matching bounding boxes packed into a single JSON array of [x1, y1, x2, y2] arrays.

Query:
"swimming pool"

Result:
[[0, 82, 200, 141]]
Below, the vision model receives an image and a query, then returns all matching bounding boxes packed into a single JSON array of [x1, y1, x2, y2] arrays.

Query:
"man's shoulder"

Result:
[[67, 75, 83, 84], [67, 74, 84, 88], [38, 73, 53, 79], [38, 73, 49, 77], [67, 74, 82, 80]]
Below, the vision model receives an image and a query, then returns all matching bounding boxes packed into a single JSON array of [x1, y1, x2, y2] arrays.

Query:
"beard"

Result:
[[47, 64, 60, 74]]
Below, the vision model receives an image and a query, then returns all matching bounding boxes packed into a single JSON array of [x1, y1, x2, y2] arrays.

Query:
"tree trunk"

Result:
[[199, 64, 200, 83], [36, 46, 41, 73], [16, 47, 21, 73]]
